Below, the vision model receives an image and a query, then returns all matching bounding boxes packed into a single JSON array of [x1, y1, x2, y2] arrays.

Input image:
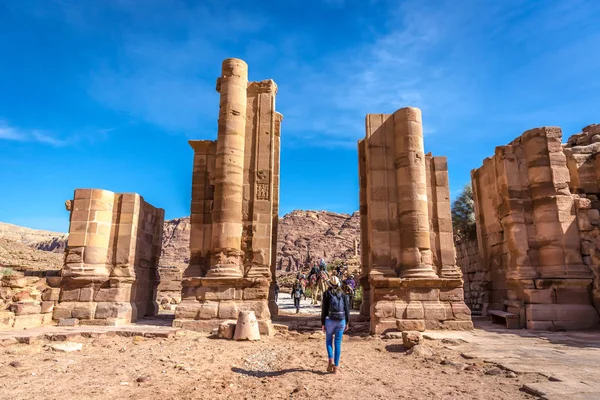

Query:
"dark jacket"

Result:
[[321, 288, 350, 326]]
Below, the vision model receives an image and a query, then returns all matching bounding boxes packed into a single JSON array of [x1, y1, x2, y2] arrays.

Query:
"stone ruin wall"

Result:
[[0, 270, 60, 329], [53, 189, 164, 326], [174, 58, 281, 334], [454, 239, 486, 314], [157, 266, 182, 311], [468, 124, 600, 330], [358, 107, 473, 334]]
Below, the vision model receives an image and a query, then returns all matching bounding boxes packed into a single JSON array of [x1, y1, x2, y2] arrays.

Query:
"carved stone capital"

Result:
[[247, 79, 278, 94]]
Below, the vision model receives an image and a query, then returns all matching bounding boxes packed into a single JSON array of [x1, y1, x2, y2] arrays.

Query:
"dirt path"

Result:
[[0, 330, 539, 400]]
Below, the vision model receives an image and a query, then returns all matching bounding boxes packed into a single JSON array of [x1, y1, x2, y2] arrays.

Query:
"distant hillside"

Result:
[[0, 210, 361, 272]]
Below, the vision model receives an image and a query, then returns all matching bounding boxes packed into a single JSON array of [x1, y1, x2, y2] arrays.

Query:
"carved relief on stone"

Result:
[[256, 170, 269, 184], [212, 248, 244, 266], [257, 183, 269, 200]]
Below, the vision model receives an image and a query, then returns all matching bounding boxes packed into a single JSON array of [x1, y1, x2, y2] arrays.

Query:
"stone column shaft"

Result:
[[393, 107, 437, 278], [208, 58, 248, 278]]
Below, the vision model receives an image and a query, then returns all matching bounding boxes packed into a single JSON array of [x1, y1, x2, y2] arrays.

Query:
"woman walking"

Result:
[[321, 276, 350, 374]]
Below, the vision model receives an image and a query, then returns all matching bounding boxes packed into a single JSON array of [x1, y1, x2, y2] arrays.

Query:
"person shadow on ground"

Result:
[[231, 367, 328, 377]]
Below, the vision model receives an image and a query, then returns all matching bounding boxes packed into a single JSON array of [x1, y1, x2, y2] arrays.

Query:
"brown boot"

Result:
[[332, 366, 339, 374], [327, 359, 334, 373]]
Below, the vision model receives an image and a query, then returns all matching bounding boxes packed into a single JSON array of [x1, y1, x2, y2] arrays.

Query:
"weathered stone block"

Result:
[[197, 302, 219, 319], [13, 314, 44, 329], [9, 302, 42, 316], [197, 287, 240, 301], [372, 319, 397, 335], [218, 301, 239, 319], [59, 288, 80, 302], [450, 302, 471, 320], [439, 287, 464, 302], [42, 288, 61, 301], [394, 302, 408, 319], [396, 319, 425, 332], [405, 302, 424, 319], [408, 288, 440, 301], [72, 303, 97, 320], [238, 300, 270, 320], [423, 303, 451, 320], [41, 301, 54, 314], [175, 301, 202, 319], [52, 303, 75, 320], [373, 301, 395, 319], [58, 318, 80, 327], [242, 287, 269, 300], [95, 287, 130, 302], [441, 320, 473, 330], [79, 287, 94, 302], [95, 302, 115, 319], [218, 320, 236, 339]]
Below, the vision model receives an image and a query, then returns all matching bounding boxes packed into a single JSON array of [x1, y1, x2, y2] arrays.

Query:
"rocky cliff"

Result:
[[0, 210, 361, 273], [276, 210, 360, 273]]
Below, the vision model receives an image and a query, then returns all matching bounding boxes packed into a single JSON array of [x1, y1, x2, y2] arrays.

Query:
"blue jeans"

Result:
[[325, 318, 346, 366]]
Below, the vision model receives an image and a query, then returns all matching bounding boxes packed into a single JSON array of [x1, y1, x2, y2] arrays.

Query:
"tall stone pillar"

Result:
[[393, 107, 437, 278], [208, 58, 248, 278], [361, 107, 472, 334], [175, 59, 280, 335]]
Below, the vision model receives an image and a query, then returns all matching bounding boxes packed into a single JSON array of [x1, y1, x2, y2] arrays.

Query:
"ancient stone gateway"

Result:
[[54, 189, 165, 325], [358, 108, 473, 333], [173, 58, 282, 334]]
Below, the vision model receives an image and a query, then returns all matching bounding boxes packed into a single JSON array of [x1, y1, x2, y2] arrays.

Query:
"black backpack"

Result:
[[328, 291, 346, 320]]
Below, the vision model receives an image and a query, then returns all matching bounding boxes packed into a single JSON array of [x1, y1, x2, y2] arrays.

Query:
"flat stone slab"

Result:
[[421, 321, 600, 398], [0, 319, 181, 344], [49, 342, 83, 352]]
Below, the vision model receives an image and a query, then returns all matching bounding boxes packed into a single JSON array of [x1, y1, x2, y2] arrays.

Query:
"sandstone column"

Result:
[[393, 107, 437, 278], [208, 58, 248, 278]]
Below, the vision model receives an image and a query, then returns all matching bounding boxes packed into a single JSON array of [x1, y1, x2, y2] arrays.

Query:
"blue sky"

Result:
[[1, 0, 599, 232]]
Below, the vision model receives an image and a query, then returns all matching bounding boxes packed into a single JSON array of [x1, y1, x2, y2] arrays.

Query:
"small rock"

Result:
[[136, 376, 150, 383], [49, 342, 83, 353], [120, 382, 129, 386], [506, 371, 517, 378], [133, 336, 144, 344], [408, 344, 433, 357], [485, 367, 503, 376], [9, 360, 23, 368], [383, 332, 403, 340], [548, 376, 562, 382], [176, 363, 191, 372], [440, 359, 468, 370], [442, 338, 465, 345], [402, 331, 422, 349], [460, 353, 475, 359], [464, 365, 480, 372]]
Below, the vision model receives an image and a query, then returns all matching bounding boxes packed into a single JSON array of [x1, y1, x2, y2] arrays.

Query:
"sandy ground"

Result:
[[0, 328, 541, 400]]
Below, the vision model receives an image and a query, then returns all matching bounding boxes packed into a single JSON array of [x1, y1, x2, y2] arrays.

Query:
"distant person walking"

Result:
[[274, 281, 280, 303], [291, 279, 304, 314], [321, 276, 350, 374]]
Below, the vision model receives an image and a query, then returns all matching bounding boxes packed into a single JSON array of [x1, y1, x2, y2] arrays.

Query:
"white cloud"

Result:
[[0, 121, 67, 147], [0, 125, 26, 141]]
